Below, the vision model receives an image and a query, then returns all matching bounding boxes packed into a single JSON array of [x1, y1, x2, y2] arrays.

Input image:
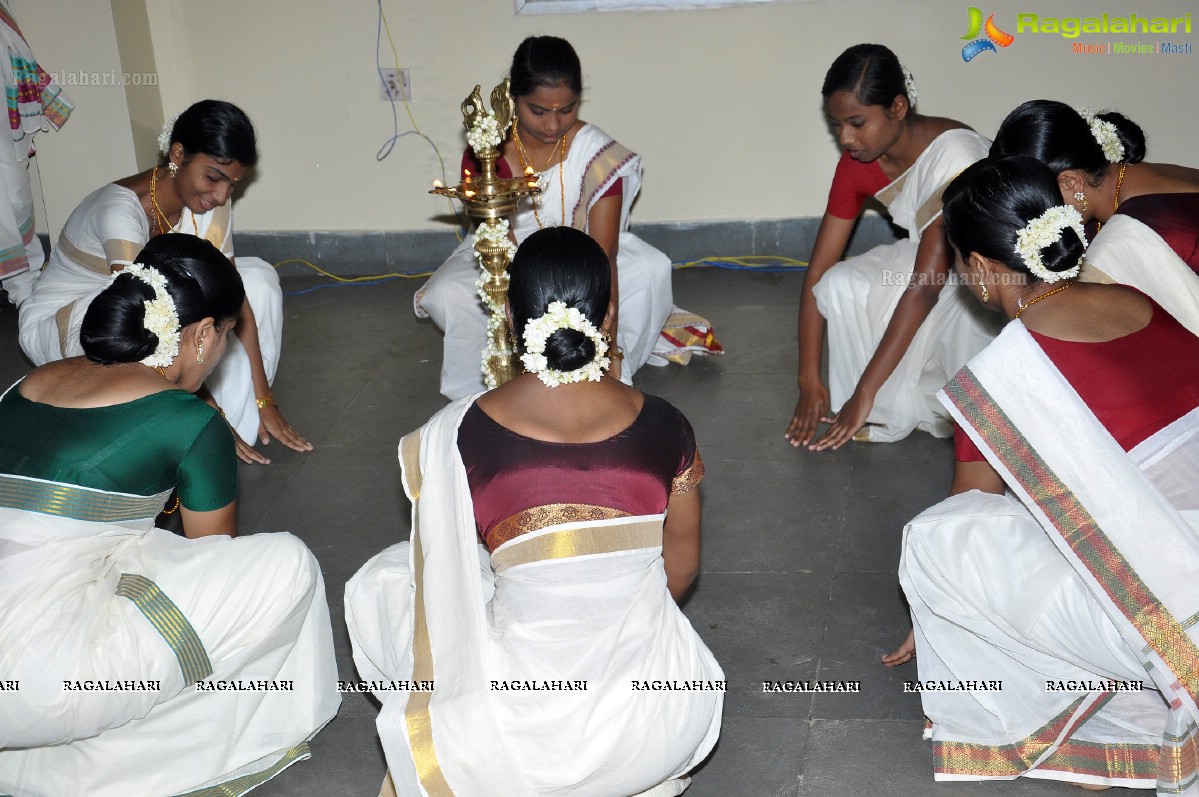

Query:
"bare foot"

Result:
[[882, 629, 916, 667], [1070, 784, 1112, 791]]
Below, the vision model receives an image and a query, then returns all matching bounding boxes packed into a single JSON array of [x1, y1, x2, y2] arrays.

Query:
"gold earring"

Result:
[[1073, 191, 1088, 213], [196, 337, 205, 364], [168, 162, 179, 177], [980, 282, 990, 303]]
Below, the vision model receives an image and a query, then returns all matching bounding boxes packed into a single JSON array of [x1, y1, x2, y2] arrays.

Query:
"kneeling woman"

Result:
[[0, 235, 339, 795], [899, 156, 1199, 791], [349, 228, 723, 796]]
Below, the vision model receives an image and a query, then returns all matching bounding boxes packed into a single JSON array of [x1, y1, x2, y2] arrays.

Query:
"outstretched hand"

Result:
[[257, 404, 314, 454], [785, 381, 830, 447], [881, 629, 916, 667], [231, 428, 271, 465], [809, 391, 874, 451]]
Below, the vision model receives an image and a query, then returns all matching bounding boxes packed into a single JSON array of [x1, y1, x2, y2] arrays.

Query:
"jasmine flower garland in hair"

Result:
[[900, 65, 917, 109], [107, 263, 181, 367], [520, 301, 610, 387], [1013, 205, 1086, 283], [1075, 106, 1124, 163], [157, 113, 179, 156]]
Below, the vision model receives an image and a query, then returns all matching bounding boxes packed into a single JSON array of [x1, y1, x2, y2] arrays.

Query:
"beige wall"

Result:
[[16, 0, 1198, 238]]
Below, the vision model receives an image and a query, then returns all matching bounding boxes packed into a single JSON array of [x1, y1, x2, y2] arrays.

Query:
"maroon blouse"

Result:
[[825, 150, 890, 220], [457, 395, 703, 551], [955, 301, 1199, 461]]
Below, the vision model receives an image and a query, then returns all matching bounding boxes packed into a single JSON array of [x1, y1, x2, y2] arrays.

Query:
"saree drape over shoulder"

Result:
[[812, 128, 999, 442], [346, 398, 724, 796], [1081, 207, 1199, 335], [17, 184, 282, 441], [415, 124, 674, 400], [900, 323, 1199, 793]]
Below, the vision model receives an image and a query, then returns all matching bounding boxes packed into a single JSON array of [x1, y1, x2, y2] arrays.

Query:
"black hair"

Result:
[[821, 43, 910, 108], [941, 155, 1085, 282], [509, 227, 610, 373], [990, 99, 1146, 184], [162, 99, 258, 167], [509, 36, 583, 98], [80, 235, 245, 365]]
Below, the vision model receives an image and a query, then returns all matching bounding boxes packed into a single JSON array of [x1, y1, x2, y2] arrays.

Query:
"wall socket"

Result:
[[379, 68, 411, 101]]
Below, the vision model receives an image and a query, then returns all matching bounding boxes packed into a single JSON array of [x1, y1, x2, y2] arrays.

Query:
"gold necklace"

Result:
[[1014, 281, 1073, 320], [1093, 163, 1127, 235], [1112, 163, 1127, 212], [150, 165, 199, 236], [512, 124, 569, 229]]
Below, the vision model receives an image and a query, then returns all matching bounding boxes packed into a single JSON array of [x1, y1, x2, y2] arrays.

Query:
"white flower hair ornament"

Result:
[[1075, 106, 1125, 163], [107, 263, 181, 367], [900, 64, 917, 109], [1013, 205, 1086, 283], [519, 301, 611, 387], [158, 113, 179, 157]]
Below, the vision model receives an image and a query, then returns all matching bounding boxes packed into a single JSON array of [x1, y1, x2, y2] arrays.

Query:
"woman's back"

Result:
[[458, 393, 702, 551]]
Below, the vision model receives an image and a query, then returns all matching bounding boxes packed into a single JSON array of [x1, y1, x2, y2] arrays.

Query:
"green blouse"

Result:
[[0, 387, 236, 511]]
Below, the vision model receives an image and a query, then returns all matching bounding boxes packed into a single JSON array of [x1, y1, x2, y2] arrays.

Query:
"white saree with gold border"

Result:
[[0, 475, 340, 796], [1080, 213, 1199, 336], [812, 128, 999, 442], [414, 125, 673, 401], [345, 397, 724, 796], [900, 322, 1199, 792], [16, 183, 282, 441]]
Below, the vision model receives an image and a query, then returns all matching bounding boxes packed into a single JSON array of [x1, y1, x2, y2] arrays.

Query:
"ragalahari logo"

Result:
[[961, 7, 1015, 61]]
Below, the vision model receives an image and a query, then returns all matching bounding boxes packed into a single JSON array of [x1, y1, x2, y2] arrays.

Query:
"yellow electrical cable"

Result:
[[673, 255, 810, 269], [272, 258, 433, 281], [377, 2, 462, 241]]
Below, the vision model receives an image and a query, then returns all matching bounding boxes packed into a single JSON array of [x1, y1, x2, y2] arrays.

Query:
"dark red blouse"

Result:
[[457, 395, 703, 551], [825, 150, 890, 220], [955, 302, 1199, 461]]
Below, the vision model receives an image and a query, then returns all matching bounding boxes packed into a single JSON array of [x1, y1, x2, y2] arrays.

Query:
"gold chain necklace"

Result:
[[1015, 281, 1073, 319], [150, 165, 199, 237], [1093, 163, 1127, 235], [512, 124, 568, 229]]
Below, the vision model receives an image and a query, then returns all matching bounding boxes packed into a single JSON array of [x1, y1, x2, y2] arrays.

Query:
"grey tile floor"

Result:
[[0, 269, 1117, 796]]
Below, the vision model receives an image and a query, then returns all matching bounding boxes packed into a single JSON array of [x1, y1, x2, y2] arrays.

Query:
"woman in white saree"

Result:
[[990, 100, 1199, 334], [17, 100, 310, 464], [349, 227, 723, 796], [785, 43, 997, 450], [0, 234, 339, 796], [416, 36, 677, 401], [897, 156, 1199, 792]]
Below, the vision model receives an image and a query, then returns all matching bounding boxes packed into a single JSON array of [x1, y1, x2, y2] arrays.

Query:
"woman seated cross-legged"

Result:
[[348, 227, 724, 797], [0, 235, 339, 796], [895, 155, 1199, 791]]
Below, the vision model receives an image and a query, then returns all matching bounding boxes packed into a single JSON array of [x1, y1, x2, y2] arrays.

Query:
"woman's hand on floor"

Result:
[[258, 404, 314, 453], [785, 380, 830, 447], [882, 629, 916, 667], [810, 389, 874, 450]]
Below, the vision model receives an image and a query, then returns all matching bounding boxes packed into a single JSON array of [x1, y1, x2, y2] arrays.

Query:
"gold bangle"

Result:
[[161, 493, 180, 515], [256, 395, 277, 409]]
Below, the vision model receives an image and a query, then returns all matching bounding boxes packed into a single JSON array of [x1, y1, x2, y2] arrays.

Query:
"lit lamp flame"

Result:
[[432, 178, 443, 188], [464, 190, 477, 198], [524, 166, 535, 176], [463, 169, 473, 183]]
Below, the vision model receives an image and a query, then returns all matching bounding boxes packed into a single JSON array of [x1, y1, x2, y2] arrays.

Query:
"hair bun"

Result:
[[1096, 110, 1146, 164], [79, 273, 160, 364], [544, 327, 596, 372]]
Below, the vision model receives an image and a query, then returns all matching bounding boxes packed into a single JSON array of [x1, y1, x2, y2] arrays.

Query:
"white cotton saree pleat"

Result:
[[346, 398, 723, 796]]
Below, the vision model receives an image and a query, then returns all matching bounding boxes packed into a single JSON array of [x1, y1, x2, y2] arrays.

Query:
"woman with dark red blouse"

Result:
[[991, 100, 1199, 332], [890, 156, 1199, 792], [347, 227, 723, 796]]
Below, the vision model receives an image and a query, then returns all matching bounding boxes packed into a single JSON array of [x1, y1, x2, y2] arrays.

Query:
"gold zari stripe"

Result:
[[58, 233, 113, 275], [491, 519, 662, 573], [116, 574, 212, 685], [0, 474, 167, 522], [401, 431, 422, 500], [172, 742, 310, 796]]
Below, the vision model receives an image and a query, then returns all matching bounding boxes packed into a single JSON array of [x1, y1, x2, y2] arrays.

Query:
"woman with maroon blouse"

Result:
[[991, 100, 1199, 332], [348, 227, 723, 796]]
